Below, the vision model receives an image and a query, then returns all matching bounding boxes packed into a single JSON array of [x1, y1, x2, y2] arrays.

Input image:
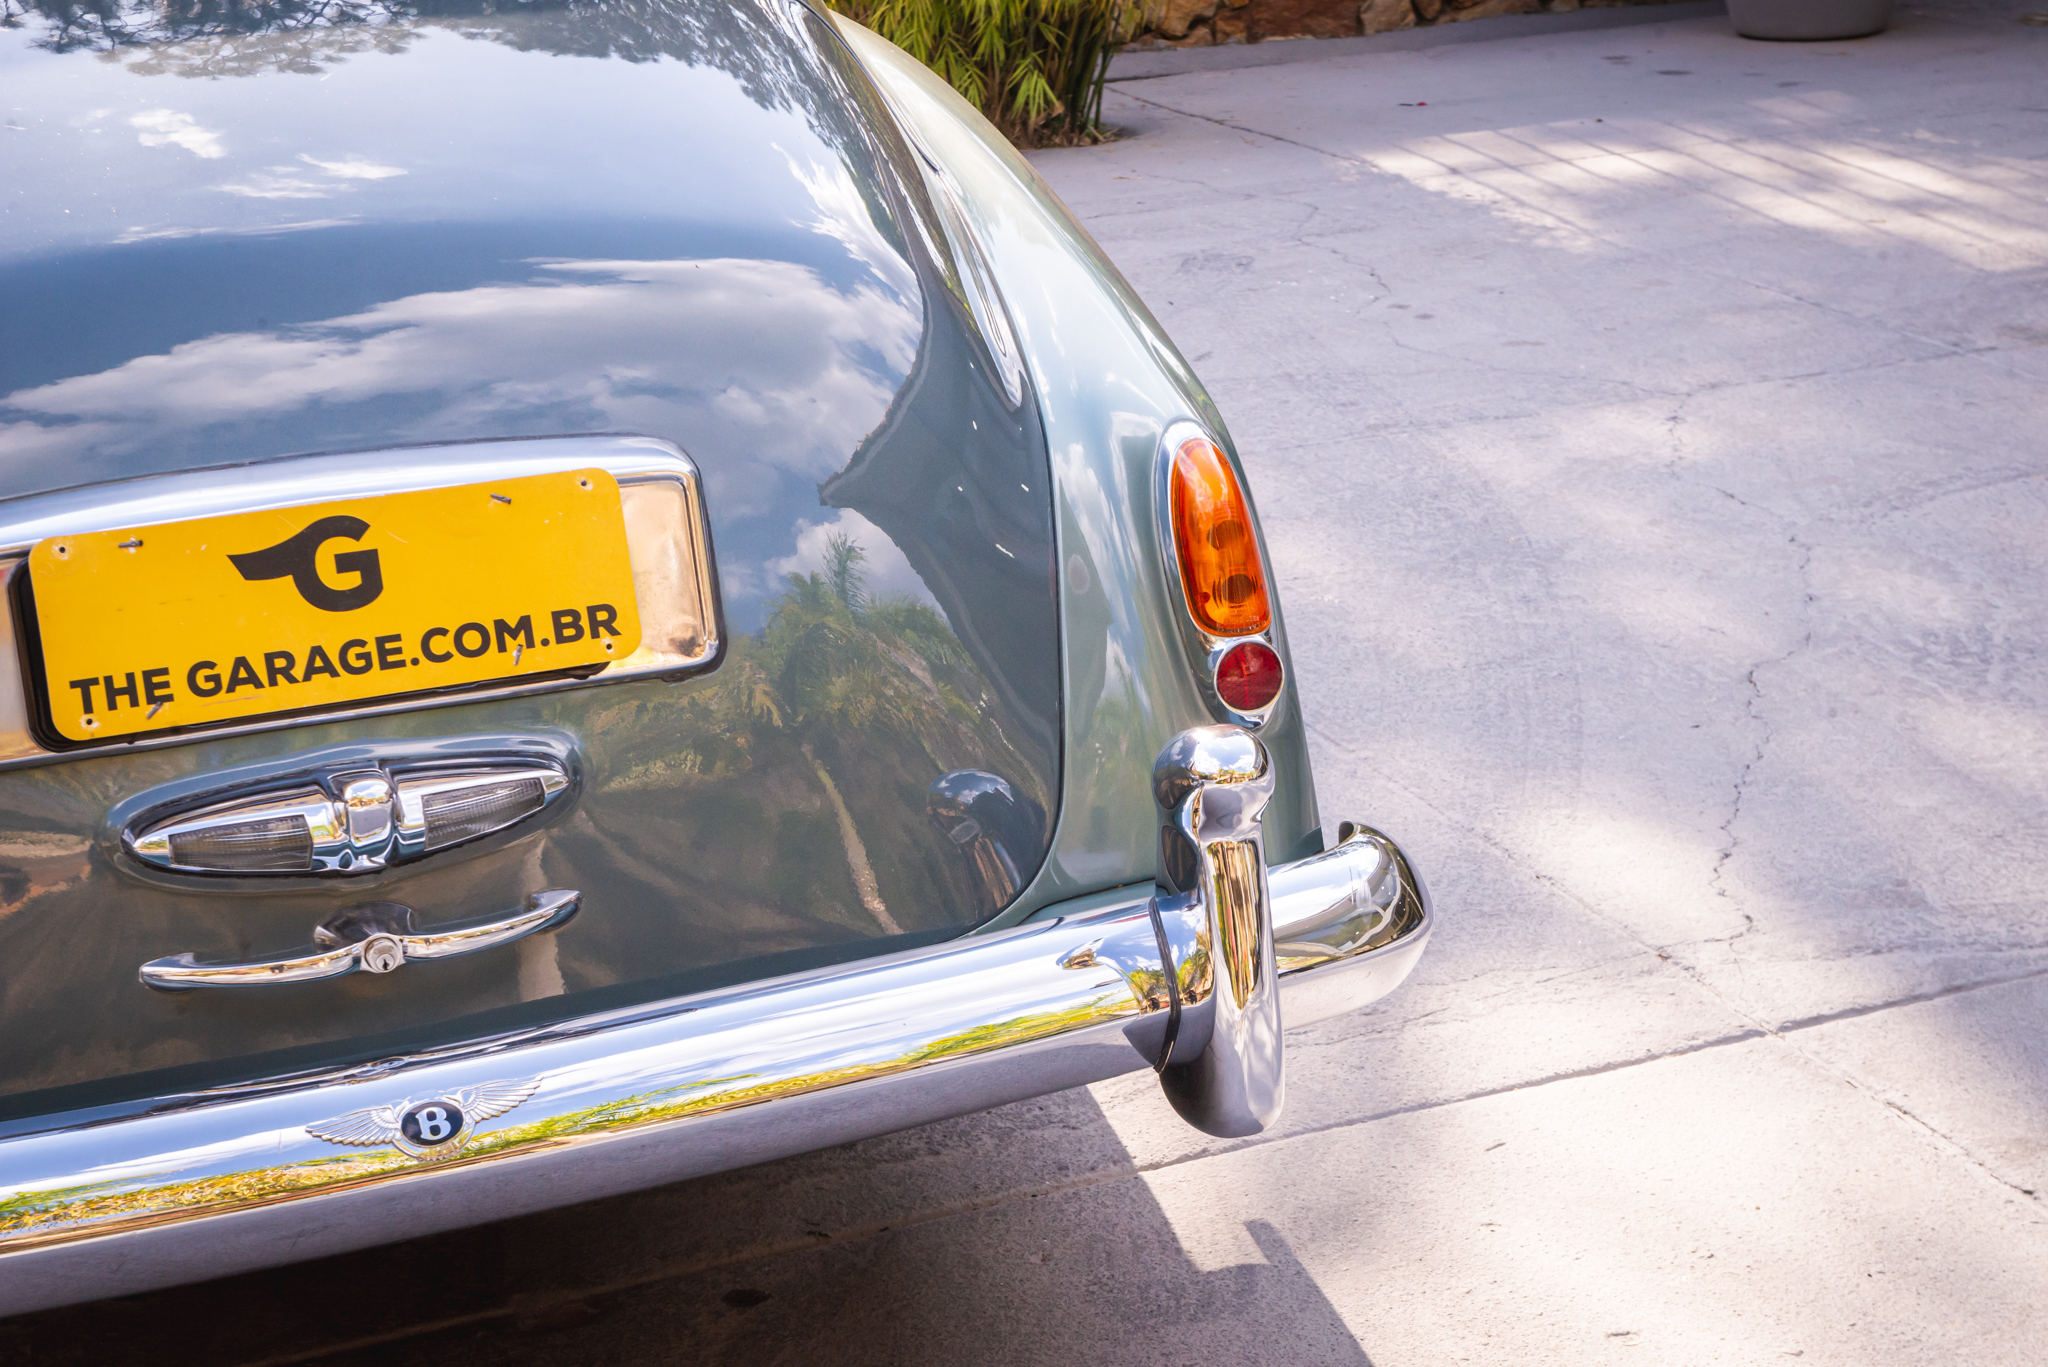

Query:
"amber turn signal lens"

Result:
[[1216, 640, 1284, 712], [1170, 436, 1271, 637]]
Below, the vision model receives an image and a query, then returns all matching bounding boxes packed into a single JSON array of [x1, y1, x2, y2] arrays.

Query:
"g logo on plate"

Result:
[[228, 515, 385, 613], [400, 1100, 466, 1148]]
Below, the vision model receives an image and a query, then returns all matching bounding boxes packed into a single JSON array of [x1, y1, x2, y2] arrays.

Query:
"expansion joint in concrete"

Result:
[[1110, 87, 1364, 171]]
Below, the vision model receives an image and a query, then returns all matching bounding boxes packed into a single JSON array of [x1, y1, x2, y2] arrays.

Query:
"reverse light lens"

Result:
[[167, 815, 314, 873], [1169, 436, 1271, 637], [421, 777, 546, 851], [1215, 640, 1284, 712]]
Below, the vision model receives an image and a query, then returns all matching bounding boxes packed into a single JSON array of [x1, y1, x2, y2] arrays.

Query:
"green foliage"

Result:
[[603, 532, 997, 792], [761, 533, 976, 735], [824, 0, 1148, 145]]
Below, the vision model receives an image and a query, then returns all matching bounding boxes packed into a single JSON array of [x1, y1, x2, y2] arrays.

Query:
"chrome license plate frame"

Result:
[[0, 435, 723, 765]]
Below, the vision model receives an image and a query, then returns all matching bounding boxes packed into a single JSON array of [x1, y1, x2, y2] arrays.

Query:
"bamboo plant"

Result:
[[824, 0, 1147, 146]]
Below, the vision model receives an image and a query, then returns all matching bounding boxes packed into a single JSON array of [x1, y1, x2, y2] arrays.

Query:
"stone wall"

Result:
[[1126, 0, 1676, 50]]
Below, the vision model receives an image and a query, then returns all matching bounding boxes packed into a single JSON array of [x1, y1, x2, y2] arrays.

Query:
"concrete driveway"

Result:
[[6, 2, 2045, 1362]]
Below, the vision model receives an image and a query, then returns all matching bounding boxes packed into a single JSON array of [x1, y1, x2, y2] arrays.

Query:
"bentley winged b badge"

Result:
[[307, 1078, 541, 1159]]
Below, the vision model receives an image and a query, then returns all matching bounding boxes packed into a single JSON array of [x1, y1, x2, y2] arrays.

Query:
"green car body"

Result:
[[0, 0, 1423, 1311]]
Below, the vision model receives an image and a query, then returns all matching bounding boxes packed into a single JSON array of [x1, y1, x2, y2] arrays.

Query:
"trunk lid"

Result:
[[0, 0, 1060, 1119]]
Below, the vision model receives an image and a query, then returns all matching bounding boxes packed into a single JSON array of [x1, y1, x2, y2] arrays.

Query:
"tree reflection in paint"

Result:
[[583, 532, 1047, 948], [7, 0, 819, 114]]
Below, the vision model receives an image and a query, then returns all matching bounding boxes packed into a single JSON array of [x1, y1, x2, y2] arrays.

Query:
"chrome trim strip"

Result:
[[0, 825, 1429, 1315], [0, 435, 722, 771]]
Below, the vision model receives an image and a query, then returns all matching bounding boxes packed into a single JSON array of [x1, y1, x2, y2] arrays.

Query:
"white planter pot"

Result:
[[1726, 0, 1894, 39]]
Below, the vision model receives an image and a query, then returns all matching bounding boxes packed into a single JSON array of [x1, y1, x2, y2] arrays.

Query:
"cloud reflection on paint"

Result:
[[130, 109, 224, 158], [784, 151, 917, 309], [1, 256, 920, 521], [298, 155, 406, 180], [217, 171, 331, 199], [769, 509, 938, 609]]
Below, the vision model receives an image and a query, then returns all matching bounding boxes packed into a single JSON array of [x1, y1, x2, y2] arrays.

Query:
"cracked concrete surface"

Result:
[[5, 3, 2045, 1363]]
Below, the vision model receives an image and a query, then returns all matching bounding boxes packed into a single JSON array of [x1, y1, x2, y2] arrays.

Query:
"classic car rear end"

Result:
[[0, 0, 1428, 1313]]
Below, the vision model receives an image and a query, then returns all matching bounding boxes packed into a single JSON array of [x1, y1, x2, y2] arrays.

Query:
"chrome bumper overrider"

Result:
[[0, 727, 1429, 1315]]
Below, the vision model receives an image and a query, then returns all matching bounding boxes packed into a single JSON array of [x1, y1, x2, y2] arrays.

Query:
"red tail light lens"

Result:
[[1169, 436, 1271, 637], [1216, 640, 1284, 712]]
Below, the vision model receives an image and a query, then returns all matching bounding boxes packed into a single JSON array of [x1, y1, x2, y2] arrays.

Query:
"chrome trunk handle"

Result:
[[137, 889, 581, 991], [1151, 725, 1282, 1138]]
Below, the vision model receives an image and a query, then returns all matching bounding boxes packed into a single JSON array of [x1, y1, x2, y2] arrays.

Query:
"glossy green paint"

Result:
[[0, 0, 1321, 1122], [0, 0, 1067, 1116], [840, 17, 1325, 928]]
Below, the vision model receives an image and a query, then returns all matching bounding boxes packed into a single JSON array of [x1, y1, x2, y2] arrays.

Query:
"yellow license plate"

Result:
[[27, 468, 643, 743]]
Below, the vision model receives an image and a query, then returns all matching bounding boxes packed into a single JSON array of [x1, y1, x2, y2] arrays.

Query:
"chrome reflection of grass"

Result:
[[0, 1150, 408, 1247], [0, 988, 1133, 1251]]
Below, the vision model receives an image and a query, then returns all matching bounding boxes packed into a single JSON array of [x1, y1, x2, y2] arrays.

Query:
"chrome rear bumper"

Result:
[[0, 734, 1428, 1315]]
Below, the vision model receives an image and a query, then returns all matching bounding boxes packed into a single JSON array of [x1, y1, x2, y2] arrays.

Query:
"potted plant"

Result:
[[1726, 0, 1893, 40]]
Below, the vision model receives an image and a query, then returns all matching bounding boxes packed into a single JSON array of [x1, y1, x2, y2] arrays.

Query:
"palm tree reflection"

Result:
[[603, 532, 1047, 934]]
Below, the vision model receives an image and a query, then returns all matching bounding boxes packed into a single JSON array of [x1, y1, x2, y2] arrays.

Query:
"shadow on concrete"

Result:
[[0, 1088, 1379, 1366]]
